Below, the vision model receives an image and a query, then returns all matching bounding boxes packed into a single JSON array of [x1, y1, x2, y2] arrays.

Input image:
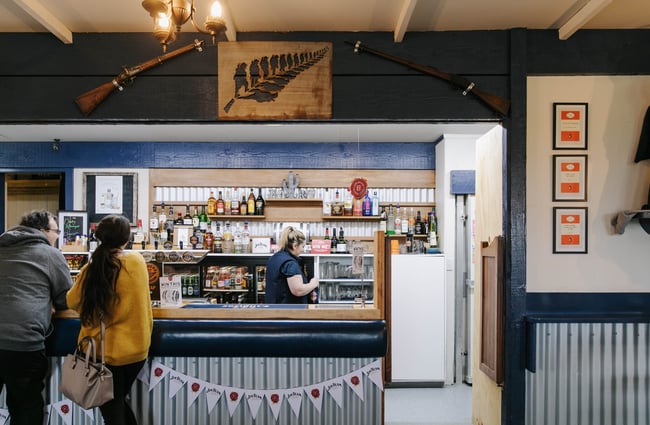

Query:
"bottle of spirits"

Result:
[[362, 192, 372, 216], [343, 191, 353, 216], [255, 188, 265, 215], [224, 189, 232, 215], [330, 227, 338, 251], [174, 212, 184, 225], [386, 204, 395, 235], [337, 226, 347, 253], [394, 205, 402, 235], [401, 207, 409, 234], [322, 188, 332, 216], [192, 207, 200, 230], [239, 195, 247, 215], [216, 191, 225, 215], [149, 204, 159, 246], [88, 223, 98, 251], [199, 206, 209, 231], [183, 204, 193, 225], [353, 196, 363, 216], [213, 222, 223, 253], [207, 191, 217, 215], [242, 221, 251, 253], [158, 201, 167, 232], [428, 208, 439, 248], [379, 207, 387, 232], [371, 191, 380, 216], [231, 188, 240, 215], [415, 210, 423, 235], [234, 222, 243, 253], [203, 224, 214, 251], [247, 188, 255, 215], [222, 221, 233, 253], [324, 227, 330, 240], [166, 204, 175, 236]]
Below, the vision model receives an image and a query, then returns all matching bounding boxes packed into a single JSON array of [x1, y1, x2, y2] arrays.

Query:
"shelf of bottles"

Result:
[[148, 186, 437, 251]]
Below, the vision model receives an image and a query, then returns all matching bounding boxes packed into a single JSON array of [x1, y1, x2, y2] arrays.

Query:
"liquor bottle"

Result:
[[192, 207, 200, 229], [394, 205, 402, 235], [231, 188, 240, 215], [406, 229, 414, 253], [255, 188, 265, 215], [234, 222, 243, 253], [149, 204, 159, 245], [324, 227, 330, 240], [322, 188, 332, 216], [408, 207, 415, 233], [224, 189, 232, 215], [203, 224, 214, 251], [207, 191, 217, 215], [247, 188, 255, 215], [379, 207, 387, 232], [242, 221, 251, 253], [371, 191, 380, 216], [401, 207, 409, 234], [174, 212, 183, 225], [166, 204, 175, 235], [239, 195, 247, 215], [353, 196, 363, 216], [158, 201, 167, 232], [199, 206, 209, 231], [362, 191, 372, 216], [343, 191, 353, 216], [386, 204, 395, 235], [222, 221, 233, 253], [331, 227, 338, 251], [216, 191, 225, 215], [414, 210, 423, 235], [428, 208, 439, 248], [88, 223, 98, 251], [183, 204, 193, 225], [213, 222, 223, 253], [337, 226, 347, 253]]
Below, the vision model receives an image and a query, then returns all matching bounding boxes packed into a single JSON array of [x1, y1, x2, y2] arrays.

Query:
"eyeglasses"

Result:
[[46, 228, 61, 235]]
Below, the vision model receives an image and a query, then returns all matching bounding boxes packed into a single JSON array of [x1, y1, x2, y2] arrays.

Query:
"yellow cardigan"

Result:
[[66, 251, 153, 366]]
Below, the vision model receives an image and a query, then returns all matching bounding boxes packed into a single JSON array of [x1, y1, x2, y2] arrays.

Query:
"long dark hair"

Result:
[[78, 214, 131, 326]]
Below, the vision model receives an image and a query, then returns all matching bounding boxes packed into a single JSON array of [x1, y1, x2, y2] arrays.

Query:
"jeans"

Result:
[[99, 360, 146, 425], [0, 349, 48, 425]]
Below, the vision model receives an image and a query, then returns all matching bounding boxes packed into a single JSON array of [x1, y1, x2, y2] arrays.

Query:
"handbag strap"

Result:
[[99, 320, 106, 365]]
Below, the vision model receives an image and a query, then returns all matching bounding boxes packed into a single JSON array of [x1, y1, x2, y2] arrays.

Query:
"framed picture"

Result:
[[83, 172, 138, 226], [553, 102, 588, 149], [58, 210, 88, 250], [553, 154, 587, 201], [553, 207, 588, 254]]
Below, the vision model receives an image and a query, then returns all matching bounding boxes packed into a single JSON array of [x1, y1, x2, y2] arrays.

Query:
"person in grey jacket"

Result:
[[0, 210, 72, 425]]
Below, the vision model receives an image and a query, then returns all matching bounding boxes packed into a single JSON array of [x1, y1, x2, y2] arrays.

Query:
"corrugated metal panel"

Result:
[[29, 356, 382, 425], [526, 322, 650, 425]]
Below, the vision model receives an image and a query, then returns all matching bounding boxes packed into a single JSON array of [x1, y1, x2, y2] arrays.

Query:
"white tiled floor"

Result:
[[384, 383, 473, 425]]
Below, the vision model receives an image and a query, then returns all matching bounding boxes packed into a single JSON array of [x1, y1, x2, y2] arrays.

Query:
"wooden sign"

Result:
[[218, 41, 332, 120]]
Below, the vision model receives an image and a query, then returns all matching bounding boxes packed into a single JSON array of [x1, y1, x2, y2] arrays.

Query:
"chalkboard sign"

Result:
[[57, 211, 88, 250]]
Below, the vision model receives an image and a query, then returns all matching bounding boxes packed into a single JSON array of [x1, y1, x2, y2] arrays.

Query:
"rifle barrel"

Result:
[[347, 40, 510, 116]]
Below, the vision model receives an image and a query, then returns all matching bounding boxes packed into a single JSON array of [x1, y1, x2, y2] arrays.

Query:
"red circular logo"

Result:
[[230, 391, 239, 401], [311, 388, 320, 398], [154, 367, 163, 377], [349, 177, 368, 199], [191, 382, 200, 392], [61, 404, 70, 414], [270, 393, 280, 403], [351, 375, 360, 385]]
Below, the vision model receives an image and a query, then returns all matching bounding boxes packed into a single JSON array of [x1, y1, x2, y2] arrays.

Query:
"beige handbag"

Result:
[[60, 321, 114, 409]]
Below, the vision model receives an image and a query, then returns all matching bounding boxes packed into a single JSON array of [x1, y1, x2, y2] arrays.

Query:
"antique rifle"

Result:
[[75, 39, 205, 116], [346, 40, 510, 116]]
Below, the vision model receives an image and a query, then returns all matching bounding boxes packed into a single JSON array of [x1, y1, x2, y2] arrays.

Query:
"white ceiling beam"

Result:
[[394, 0, 418, 43], [558, 0, 613, 40], [12, 0, 73, 44]]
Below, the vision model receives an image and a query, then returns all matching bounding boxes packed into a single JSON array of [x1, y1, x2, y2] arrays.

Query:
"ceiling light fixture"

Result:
[[141, 0, 227, 52]]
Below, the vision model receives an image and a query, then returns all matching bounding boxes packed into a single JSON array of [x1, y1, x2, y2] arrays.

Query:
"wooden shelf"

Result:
[[265, 198, 322, 207], [207, 214, 265, 220], [322, 215, 380, 221]]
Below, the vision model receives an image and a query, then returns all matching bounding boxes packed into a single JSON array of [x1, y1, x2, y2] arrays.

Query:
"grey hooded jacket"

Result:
[[0, 225, 72, 351]]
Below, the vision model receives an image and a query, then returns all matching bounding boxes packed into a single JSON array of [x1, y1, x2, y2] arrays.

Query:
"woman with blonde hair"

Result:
[[66, 214, 152, 424], [265, 226, 319, 303]]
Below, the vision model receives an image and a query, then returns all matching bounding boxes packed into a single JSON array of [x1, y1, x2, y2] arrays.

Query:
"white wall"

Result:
[[527, 76, 650, 292]]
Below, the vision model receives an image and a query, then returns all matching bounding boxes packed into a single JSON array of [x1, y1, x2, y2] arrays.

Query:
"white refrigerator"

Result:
[[390, 254, 446, 384]]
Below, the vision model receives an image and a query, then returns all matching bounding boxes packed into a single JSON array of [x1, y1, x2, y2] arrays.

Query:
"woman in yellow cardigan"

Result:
[[67, 214, 153, 424]]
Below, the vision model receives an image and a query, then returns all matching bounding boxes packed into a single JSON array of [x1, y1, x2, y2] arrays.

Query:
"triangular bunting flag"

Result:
[[187, 378, 207, 407], [304, 382, 324, 412], [149, 360, 171, 391], [284, 388, 303, 418], [264, 390, 284, 421], [344, 371, 365, 401], [0, 408, 9, 425], [168, 371, 188, 399], [362, 359, 384, 391], [137, 359, 150, 386], [53, 400, 73, 425], [82, 407, 95, 421], [204, 383, 225, 414], [324, 377, 345, 408], [245, 390, 265, 419], [225, 386, 245, 417], [42, 404, 51, 425]]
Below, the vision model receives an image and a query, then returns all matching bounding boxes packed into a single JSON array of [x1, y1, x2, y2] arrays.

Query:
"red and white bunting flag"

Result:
[[168, 371, 188, 399], [324, 378, 345, 408], [284, 388, 304, 418], [245, 390, 266, 419], [344, 371, 365, 401], [304, 382, 325, 412], [137, 360, 150, 386], [187, 378, 208, 407], [225, 386, 245, 417], [149, 360, 172, 391], [362, 359, 383, 390], [263, 390, 284, 421], [81, 406, 95, 421], [204, 383, 225, 414], [52, 400, 73, 425]]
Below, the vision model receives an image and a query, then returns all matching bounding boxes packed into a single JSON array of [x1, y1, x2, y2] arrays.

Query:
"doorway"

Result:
[[4, 173, 64, 230]]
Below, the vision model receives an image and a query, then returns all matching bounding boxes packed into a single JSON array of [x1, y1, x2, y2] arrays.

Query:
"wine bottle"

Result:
[[192, 207, 200, 229], [337, 226, 347, 253], [331, 227, 338, 251], [255, 188, 265, 215], [199, 206, 209, 231], [324, 227, 330, 240], [428, 207, 439, 248], [386, 204, 395, 235]]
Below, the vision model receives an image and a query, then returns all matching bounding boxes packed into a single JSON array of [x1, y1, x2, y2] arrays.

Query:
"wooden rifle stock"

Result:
[[346, 40, 510, 116], [75, 39, 205, 116]]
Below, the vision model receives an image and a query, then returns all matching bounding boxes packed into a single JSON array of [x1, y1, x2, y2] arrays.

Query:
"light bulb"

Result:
[[209, 1, 222, 18]]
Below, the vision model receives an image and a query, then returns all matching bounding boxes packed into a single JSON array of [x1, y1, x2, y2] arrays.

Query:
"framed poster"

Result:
[[58, 210, 88, 249], [553, 154, 587, 201], [553, 102, 588, 149], [553, 207, 588, 254], [83, 172, 137, 225]]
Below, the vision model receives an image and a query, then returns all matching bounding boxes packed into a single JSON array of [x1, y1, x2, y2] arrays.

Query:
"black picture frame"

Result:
[[553, 207, 588, 254], [553, 102, 588, 150], [83, 172, 137, 226]]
